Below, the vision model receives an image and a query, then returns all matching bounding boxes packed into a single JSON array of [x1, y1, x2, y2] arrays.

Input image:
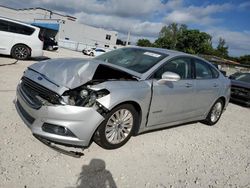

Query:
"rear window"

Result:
[[194, 58, 220, 79], [0, 19, 35, 35], [95, 49, 105, 52], [195, 59, 213, 79], [210, 65, 220, 78]]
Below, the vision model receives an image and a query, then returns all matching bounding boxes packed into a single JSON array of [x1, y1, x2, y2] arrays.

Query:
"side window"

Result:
[[8, 22, 34, 35], [153, 58, 192, 80], [210, 65, 220, 78], [195, 59, 213, 79], [0, 19, 9, 32]]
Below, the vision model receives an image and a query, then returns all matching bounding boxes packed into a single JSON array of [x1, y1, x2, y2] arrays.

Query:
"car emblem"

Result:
[[37, 76, 43, 80]]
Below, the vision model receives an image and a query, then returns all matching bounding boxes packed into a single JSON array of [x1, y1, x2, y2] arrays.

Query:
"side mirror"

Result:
[[157, 71, 180, 84]]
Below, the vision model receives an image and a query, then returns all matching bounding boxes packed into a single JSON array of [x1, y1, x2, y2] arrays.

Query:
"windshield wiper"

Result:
[[28, 67, 60, 87]]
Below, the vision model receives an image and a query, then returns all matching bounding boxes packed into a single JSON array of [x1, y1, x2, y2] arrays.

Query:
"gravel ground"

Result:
[[0, 49, 250, 188]]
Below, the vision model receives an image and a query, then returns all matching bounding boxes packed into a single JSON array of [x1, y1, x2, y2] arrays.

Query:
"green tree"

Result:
[[136, 39, 152, 47], [155, 23, 187, 49], [136, 23, 233, 57], [215, 37, 228, 58], [176, 29, 213, 54], [239, 55, 250, 64], [154, 23, 213, 54]]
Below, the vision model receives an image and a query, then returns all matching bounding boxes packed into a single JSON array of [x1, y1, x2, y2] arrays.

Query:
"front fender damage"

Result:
[[58, 64, 140, 117]]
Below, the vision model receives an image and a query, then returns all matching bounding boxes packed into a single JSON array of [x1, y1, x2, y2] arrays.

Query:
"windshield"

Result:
[[234, 73, 250, 82], [95, 48, 167, 73]]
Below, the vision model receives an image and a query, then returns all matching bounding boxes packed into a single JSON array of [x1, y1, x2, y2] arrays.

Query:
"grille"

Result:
[[231, 86, 250, 98], [20, 77, 61, 108], [16, 100, 35, 124], [232, 86, 249, 93]]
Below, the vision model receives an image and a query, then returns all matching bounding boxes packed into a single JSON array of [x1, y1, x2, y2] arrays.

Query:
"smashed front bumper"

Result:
[[15, 84, 105, 147]]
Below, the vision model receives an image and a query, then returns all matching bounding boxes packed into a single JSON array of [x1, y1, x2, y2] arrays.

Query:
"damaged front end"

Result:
[[15, 58, 140, 155], [61, 85, 110, 116]]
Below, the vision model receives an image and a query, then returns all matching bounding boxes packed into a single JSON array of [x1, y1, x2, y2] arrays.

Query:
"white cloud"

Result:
[[1, 0, 248, 55], [32, 0, 168, 18], [239, 1, 250, 9], [164, 3, 232, 25], [206, 28, 250, 56], [74, 12, 163, 37]]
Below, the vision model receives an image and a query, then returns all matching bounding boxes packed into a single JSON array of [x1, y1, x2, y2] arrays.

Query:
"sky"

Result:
[[0, 0, 250, 56]]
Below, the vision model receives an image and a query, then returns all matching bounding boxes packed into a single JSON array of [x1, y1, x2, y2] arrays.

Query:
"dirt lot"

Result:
[[0, 49, 250, 188]]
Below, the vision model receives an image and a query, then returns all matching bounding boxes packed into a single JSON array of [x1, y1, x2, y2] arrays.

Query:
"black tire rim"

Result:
[[14, 46, 28, 59]]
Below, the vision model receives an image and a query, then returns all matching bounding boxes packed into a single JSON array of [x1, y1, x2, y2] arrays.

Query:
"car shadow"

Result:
[[30, 56, 50, 61], [72, 159, 117, 188]]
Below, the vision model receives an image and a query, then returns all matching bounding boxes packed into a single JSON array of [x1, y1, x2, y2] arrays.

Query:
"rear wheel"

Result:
[[202, 99, 224, 126], [11, 44, 30, 60], [90, 52, 94, 56], [94, 104, 139, 149]]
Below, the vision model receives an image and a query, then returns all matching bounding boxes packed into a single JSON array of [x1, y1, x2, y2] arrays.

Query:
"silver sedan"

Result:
[[15, 47, 231, 151]]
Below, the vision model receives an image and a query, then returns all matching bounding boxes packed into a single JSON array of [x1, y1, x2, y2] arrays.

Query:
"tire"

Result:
[[94, 104, 139, 149], [11, 44, 30, 60], [48, 46, 53, 51], [90, 52, 94, 56], [202, 99, 224, 126]]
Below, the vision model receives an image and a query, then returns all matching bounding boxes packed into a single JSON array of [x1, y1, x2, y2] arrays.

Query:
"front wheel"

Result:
[[202, 99, 224, 126], [94, 104, 139, 149]]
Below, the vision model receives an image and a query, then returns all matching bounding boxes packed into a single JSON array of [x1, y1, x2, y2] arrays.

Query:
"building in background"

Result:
[[0, 5, 118, 51]]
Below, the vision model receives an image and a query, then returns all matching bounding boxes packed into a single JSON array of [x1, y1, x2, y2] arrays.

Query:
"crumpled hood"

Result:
[[29, 58, 100, 89], [28, 58, 139, 89]]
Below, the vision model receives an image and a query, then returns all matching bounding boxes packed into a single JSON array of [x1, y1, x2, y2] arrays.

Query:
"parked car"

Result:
[[0, 17, 43, 60], [82, 48, 106, 57], [43, 36, 58, 51], [93, 48, 106, 56], [82, 48, 96, 56], [15, 47, 230, 154], [229, 72, 250, 106]]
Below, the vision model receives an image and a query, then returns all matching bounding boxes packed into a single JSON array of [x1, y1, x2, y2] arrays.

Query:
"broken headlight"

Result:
[[62, 87, 110, 107]]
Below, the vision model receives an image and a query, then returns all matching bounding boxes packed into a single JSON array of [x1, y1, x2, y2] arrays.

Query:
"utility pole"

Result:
[[126, 30, 130, 46]]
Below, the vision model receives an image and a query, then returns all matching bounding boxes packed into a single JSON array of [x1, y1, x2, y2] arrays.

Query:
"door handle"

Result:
[[185, 83, 193, 88], [213, 83, 219, 87]]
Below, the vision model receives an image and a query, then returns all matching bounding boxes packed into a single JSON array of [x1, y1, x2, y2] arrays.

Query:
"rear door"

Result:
[[147, 57, 196, 126], [192, 58, 221, 115]]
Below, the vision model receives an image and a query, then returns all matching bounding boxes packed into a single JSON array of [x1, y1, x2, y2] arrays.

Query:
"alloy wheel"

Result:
[[210, 102, 222, 122], [14, 46, 29, 59], [105, 109, 133, 144]]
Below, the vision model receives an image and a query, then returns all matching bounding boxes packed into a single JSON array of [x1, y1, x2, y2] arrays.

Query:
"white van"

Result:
[[0, 17, 43, 60]]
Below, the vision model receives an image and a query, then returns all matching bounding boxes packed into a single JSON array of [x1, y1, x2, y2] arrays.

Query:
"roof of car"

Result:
[[134, 46, 187, 56], [0, 16, 39, 29]]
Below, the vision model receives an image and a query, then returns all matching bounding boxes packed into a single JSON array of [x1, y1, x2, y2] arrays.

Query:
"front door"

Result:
[[147, 57, 196, 126]]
